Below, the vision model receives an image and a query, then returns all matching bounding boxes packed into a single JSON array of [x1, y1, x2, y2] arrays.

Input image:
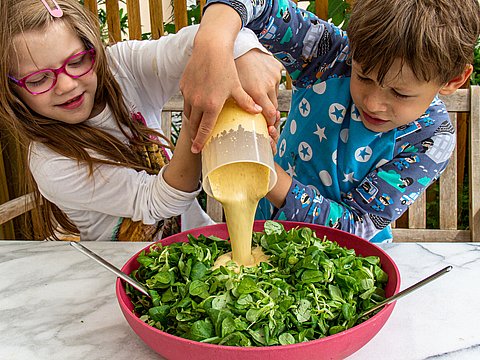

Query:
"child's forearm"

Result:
[[196, 4, 242, 48], [163, 124, 202, 192], [192, 3, 242, 70], [266, 163, 292, 208]]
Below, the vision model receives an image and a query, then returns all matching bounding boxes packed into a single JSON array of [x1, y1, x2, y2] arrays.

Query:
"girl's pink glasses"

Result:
[[9, 48, 96, 95]]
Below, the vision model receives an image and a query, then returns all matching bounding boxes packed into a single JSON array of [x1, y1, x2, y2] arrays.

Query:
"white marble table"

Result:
[[1, 241, 479, 360]]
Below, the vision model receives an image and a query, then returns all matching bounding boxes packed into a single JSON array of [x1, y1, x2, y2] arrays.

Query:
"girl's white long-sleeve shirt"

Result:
[[28, 25, 267, 241]]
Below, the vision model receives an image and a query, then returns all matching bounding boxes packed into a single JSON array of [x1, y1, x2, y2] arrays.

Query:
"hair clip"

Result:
[[40, 0, 63, 18]]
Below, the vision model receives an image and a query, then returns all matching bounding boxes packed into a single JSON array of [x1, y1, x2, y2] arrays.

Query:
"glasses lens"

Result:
[[65, 51, 94, 77], [25, 70, 56, 94]]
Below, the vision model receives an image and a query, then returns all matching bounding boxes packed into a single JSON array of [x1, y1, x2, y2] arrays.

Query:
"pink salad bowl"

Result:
[[116, 221, 401, 360]]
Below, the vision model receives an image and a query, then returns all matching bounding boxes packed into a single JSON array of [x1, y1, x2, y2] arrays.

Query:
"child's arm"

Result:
[[267, 112, 455, 241], [182, 0, 348, 152], [162, 116, 201, 192]]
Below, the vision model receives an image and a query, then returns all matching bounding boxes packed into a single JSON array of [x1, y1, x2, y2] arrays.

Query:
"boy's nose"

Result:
[[54, 72, 78, 95], [363, 88, 387, 113]]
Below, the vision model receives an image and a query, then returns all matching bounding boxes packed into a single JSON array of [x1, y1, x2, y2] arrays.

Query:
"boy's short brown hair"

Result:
[[347, 0, 480, 85]]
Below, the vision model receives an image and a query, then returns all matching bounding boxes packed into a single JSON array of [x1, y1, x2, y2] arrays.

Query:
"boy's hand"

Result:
[[180, 5, 282, 153], [236, 48, 283, 156], [180, 38, 256, 153]]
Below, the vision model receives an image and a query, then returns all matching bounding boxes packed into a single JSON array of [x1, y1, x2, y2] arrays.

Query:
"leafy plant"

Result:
[[164, 4, 202, 34], [127, 221, 388, 346], [307, 0, 351, 28], [471, 37, 480, 85]]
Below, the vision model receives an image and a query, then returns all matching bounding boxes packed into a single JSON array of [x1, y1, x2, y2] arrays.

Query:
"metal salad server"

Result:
[[70, 241, 151, 298], [358, 265, 452, 318]]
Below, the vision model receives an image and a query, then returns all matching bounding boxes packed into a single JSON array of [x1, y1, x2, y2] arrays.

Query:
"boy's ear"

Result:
[[438, 64, 473, 95]]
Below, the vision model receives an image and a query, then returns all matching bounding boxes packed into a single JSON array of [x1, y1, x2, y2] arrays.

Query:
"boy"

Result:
[[183, 0, 480, 242]]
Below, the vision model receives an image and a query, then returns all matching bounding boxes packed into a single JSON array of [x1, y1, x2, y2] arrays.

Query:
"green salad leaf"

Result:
[[128, 221, 388, 346]]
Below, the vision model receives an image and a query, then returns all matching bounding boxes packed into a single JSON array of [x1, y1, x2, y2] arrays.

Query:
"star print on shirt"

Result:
[[351, 105, 361, 121], [329, 103, 346, 124], [343, 171, 358, 183], [298, 141, 312, 161], [355, 146, 372, 162], [299, 99, 311, 117], [313, 124, 327, 142], [286, 162, 297, 177], [278, 139, 287, 157]]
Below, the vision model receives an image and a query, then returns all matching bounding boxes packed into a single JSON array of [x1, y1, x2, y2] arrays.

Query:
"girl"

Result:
[[0, 0, 280, 241]]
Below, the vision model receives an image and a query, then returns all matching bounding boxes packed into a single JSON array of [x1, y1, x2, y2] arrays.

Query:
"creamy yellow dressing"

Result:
[[203, 99, 274, 268], [208, 162, 270, 267]]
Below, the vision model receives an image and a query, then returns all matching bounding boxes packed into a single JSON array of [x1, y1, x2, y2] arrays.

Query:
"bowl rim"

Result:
[[116, 220, 401, 352]]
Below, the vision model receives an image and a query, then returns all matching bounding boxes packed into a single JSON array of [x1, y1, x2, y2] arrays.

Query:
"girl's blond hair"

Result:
[[0, 0, 171, 239], [348, 0, 480, 85]]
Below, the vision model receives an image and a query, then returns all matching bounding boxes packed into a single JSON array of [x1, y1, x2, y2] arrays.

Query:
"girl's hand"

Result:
[[235, 48, 284, 131], [269, 118, 281, 156], [235, 48, 283, 155]]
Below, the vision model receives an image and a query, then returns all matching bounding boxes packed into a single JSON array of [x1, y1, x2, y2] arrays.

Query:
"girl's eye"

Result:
[[25, 74, 50, 87], [67, 54, 86, 67]]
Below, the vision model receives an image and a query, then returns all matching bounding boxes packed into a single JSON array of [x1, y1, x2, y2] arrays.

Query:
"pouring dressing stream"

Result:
[[202, 99, 277, 267]]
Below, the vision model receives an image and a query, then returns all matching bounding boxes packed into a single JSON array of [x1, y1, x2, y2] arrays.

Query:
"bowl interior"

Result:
[[116, 221, 400, 360]]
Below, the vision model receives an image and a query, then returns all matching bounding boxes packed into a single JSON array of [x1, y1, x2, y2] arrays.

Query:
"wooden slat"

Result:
[[199, 0, 206, 15], [163, 90, 294, 112], [438, 89, 469, 112], [206, 197, 224, 223], [469, 86, 480, 241], [0, 142, 14, 238], [316, 0, 329, 19], [83, 0, 98, 15], [456, 112, 468, 204], [408, 191, 426, 229], [106, 0, 121, 43], [439, 113, 457, 229], [161, 112, 173, 140], [149, 0, 164, 39], [126, 0, 142, 40], [0, 193, 36, 226], [173, 0, 188, 32], [392, 229, 470, 242]]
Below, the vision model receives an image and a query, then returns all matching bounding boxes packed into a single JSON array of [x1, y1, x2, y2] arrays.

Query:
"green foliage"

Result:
[[164, 4, 202, 34], [307, 0, 351, 28], [127, 221, 388, 346], [471, 37, 480, 85], [425, 183, 440, 229], [458, 176, 470, 230]]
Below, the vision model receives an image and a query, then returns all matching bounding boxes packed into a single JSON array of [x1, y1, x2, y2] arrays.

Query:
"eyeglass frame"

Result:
[[8, 48, 96, 95]]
